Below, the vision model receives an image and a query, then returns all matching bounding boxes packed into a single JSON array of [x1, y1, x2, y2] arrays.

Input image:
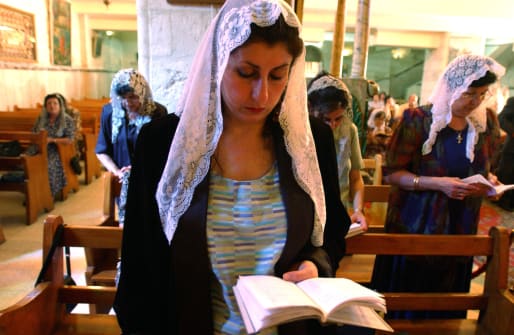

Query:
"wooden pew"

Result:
[[1, 216, 511, 335], [0, 130, 54, 225], [84, 172, 121, 313], [338, 227, 514, 335], [0, 110, 101, 186], [0, 111, 81, 200], [0, 224, 5, 244], [0, 215, 121, 335], [79, 113, 102, 184]]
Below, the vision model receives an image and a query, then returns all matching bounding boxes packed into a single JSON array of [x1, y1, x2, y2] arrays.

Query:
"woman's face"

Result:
[[121, 92, 142, 114], [221, 41, 293, 126], [451, 85, 491, 118], [45, 97, 61, 118], [320, 107, 345, 130]]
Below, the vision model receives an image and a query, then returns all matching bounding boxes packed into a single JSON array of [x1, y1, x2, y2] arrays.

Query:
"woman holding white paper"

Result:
[[371, 54, 505, 319]]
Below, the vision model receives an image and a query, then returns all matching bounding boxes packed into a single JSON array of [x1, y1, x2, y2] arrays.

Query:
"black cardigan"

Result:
[[114, 114, 350, 335]]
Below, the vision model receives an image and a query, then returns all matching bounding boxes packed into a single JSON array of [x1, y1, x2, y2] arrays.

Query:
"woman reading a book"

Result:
[[307, 72, 367, 231], [371, 54, 506, 319], [114, 1, 351, 334]]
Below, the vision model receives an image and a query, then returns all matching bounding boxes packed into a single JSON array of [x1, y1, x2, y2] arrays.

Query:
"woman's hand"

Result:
[[486, 173, 503, 201], [350, 210, 368, 231], [438, 177, 480, 200], [116, 166, 132, 181], [282, 261, 318, 283]]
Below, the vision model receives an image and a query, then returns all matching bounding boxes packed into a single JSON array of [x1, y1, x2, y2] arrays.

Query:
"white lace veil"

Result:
[[423, 54, 505, 161], [110, 68, 157, 143], [155, 0, 326, 246]]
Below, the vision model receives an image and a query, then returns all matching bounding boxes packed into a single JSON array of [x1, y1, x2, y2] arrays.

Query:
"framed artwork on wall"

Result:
[[49, 0, 71, 66], [0, 4, 37, 62]]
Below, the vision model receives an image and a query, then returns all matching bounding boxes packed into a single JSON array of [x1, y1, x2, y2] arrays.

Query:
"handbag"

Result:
[[70, 155, 82, 175], [35, 224, 77, 313]]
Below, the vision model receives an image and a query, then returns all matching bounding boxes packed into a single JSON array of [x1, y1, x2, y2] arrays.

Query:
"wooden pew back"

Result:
[[0, 130, 54, 224], [342, 228, 514, 335]]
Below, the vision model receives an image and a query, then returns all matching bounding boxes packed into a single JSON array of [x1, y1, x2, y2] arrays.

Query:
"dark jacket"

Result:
[[114, 113, 350, 334], [95, 102, 167, 167]]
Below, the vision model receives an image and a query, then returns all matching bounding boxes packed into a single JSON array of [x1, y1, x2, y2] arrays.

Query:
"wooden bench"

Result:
[[0, 215, 122, 335], [0, 110, 101, 186], [79, 113, 102, 184], [84, 172, 122, 313], [0, 130, 54, 225], [338, 227, 514, 334], [0, 110, 80, 199]]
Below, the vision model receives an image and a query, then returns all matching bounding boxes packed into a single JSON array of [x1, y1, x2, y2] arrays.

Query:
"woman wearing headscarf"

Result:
[[371, 54, 505, 319], [95, 68, 167, 224], [307, 72, 367, 230], [33, 93, 76, 199], [114, 1, 350, 334]]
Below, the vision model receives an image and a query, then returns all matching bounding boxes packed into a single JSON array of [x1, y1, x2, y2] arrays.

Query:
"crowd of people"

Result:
[[24, 0, 512, 333]]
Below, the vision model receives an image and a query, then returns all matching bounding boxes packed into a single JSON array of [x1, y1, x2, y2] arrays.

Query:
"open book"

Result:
[[345, 222, 366, 238], [461, 174, 514, 196], [233, 275, 393, 334]]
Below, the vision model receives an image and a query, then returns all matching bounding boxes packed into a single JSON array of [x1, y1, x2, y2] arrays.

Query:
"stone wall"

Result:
[[137, 0, 218, 114]]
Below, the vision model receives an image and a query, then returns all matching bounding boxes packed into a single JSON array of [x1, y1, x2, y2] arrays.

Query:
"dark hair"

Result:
[[245, 14, 303, 132], [115, 84, 135, 97], [307, 71, 350, 116], [374, 111, 386, 120], [245, 14, 303, 61], [44, 93, 64, 109], [469, 71, 497, 87]]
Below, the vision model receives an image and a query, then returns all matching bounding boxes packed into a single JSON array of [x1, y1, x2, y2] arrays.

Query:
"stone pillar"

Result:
[[329, 0, 347, 77], [350, 0, 371, 79], [137, 0, 217, 114], [420, 32, 449, 105]]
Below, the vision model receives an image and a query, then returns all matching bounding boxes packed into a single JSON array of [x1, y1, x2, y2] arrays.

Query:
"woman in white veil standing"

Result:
[[371, 54, 505, 320], [114, 1, 351, 334]]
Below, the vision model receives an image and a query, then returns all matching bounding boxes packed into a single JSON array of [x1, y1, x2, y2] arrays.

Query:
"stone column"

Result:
[[329, 0, 347, 77], [350, 0, 371, 79], [420, 32, 449, 104], [136, 0, 217, 114]]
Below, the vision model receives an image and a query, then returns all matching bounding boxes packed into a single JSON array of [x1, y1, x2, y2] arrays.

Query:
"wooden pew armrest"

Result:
[[0, 282, 59, 335]]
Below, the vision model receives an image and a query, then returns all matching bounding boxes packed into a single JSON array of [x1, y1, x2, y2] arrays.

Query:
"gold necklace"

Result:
[[456, 131, 463, 144]]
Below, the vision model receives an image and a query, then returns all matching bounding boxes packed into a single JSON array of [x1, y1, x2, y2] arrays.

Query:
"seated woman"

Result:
[[33, 93, 76, 200]]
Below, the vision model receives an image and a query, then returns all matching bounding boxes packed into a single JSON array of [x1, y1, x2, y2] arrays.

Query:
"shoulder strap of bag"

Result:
[[35, 224, 65, 285]]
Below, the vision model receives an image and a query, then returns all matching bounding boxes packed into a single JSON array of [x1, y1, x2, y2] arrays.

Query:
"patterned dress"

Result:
[[207, 163, 286, 335], [371, 105, 494, 319], [35, 114, 75, 197]]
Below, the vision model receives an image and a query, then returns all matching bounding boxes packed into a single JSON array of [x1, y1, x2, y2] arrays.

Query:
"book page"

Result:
[[328, 305, 394, 332], [235, 275, 324, 332], [461, 174, 514, 196], [346, 223, 365, 239], [296, 277, 386, 317]]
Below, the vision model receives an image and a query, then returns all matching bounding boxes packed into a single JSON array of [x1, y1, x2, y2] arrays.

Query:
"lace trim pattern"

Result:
[[423, 54, 505, 162], [110, 68, 157, 143], [156, 0, 325, 246]]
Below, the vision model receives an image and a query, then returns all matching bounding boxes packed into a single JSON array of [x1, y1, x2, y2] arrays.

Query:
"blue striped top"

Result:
[[207, 163, 286, 335]]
